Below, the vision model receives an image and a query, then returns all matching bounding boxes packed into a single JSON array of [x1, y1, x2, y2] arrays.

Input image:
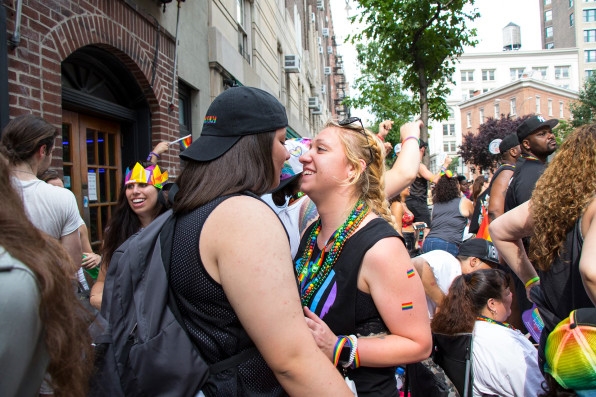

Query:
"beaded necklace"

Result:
[[521, 154, 540, 162], [476, 315, 515, 330], [288, 191, 305, 206], [295, 199, 369, 306]]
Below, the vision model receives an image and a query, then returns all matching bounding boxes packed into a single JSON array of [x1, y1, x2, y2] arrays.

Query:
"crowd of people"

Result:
[[0, 87, 594, 397]]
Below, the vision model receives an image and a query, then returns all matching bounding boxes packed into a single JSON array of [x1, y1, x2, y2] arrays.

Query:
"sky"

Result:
[[329, 0, 542, 122]]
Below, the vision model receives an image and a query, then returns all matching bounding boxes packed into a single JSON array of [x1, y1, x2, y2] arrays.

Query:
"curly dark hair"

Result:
[[433, 174, 461, 203], [530, 124, 596, 271]]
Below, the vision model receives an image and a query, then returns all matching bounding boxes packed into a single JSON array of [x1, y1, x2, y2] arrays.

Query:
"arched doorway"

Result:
[[61, 45, 151, 249]]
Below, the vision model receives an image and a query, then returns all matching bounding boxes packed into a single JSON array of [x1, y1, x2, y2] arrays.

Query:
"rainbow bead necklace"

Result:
[[295, 199, 370, 306], [476, 315, 515, 330]]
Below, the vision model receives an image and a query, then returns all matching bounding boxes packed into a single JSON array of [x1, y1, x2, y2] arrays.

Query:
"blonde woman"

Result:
[[295, 118, 432, 396]]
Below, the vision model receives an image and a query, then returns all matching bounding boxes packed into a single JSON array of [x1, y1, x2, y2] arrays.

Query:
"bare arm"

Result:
[[489, 201, 539, 299], [304, 233, 432, 367], [79, 224, 101, 269], [60, 230, 82, 276], [202, 197, 352, 396], [390, 201, 404, 234], [487, 169, 514, 222], [459, 197, 475, 219], [419, 157, 453, 184], [148, 141, 170, 165], [385, 121, 422, 199], [412, 257, 445, 308], [579, 199, 596, 306]]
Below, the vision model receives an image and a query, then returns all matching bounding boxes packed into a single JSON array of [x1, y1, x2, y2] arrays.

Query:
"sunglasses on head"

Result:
[[338, 117, 374, 166]]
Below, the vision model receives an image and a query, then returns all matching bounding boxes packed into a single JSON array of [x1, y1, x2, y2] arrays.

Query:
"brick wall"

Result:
[[3, 0, 180, 172]]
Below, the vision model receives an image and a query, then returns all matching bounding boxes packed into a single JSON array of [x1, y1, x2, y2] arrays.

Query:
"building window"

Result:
[[483, 88, 490, 93], [510, 98, 517, 116], [570, 0, 573, 6], [548, 99, 553, 116], [448, 107, 455, 119], [545, 10, 552, 21], [570, 13, 575, 26], [443, 141, 457, 153], [546, 26, 554, 38], [555, 65, 571, 78], [546, 42, 555, 49], [545, 0, 551, 4], [466, 112, 472, 128], [584, 9, 596, 22], [469, 89, 477, 97], [443, 124, 455, 136], [586, 50, 596, 63], [479, 108, 485, 124], [482, 69, 495, 81], [585, 29, 596, 42], [559, 101, 564, 118], [535, 96, 541, 114], [586, 69, 596, 78], [236, 0, 251, 62], [510, 67, 525, 80], [532, 67, 548, 78], [461, 70, 474, 82], [178, 81, 193, 152], [494, 102, 500, 118]]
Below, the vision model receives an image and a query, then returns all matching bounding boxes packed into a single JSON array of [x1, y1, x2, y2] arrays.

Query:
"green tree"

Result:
[[347, 0, 479, 151], [570, 74, 596, 127]]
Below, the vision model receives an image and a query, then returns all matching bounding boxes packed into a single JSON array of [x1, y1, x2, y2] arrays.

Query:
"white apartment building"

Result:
[[427, 46, 579, 175]]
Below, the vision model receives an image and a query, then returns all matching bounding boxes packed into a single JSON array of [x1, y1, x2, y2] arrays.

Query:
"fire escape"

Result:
[[331, 35, 348, 118]]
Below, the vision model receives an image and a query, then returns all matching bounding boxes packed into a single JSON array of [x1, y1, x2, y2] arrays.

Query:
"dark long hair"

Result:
[[0, 153, 93, 396], [433, 174, 461, 203], [431, 269, 509, 334], [173, 132, 277, 213], [0, 114, 58, 163]]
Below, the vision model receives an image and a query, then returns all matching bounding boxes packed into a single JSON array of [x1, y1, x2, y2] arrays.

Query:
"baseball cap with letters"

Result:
[[457, 238, 500, 267], [180, 86, 288, 162]]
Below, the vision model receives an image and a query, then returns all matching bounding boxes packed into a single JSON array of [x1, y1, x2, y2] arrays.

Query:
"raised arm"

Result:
[[203, 196, 352, 396], [385, 121, 422, 199], [419, 156, 452, 184], [489, 201, 539, 299]]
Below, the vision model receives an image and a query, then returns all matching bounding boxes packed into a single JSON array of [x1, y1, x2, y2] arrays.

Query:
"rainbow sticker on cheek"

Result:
[[402, 302, 413, 310], [407, 268, 415, 278]]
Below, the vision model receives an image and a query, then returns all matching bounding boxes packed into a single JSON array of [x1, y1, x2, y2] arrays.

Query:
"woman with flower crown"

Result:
[[295, 118, 432, 396], [90, 161, 169, 309]]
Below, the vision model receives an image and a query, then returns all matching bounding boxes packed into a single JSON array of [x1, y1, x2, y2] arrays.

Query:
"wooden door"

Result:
[[62, 110, 121, 249]]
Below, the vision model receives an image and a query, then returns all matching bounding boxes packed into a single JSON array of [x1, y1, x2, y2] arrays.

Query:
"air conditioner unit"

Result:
[[322, 28, 329, 37], [324, 66, 332, 75], [321, 84, 327, 95], [311, 12, 316, 23], [317, 37, 322, 45], [335, 68, 344, 75], [327, 46, 333, 54], [308, 97, 320, 108], [317, 0, 324, 11], [312, 105, 322, 115], [284, 55, 300, 73], [318, 46, 323, 54]]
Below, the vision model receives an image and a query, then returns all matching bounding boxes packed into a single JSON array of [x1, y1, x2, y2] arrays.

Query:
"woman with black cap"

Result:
[[169, 87, 352, 396]]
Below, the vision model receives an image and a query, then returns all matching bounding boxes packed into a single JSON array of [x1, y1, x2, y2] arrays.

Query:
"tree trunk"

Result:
[[418, 64, 430, 167]]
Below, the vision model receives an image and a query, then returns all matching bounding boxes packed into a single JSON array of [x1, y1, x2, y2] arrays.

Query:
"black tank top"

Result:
[[295, 217, 403, 397], [409, 175, 428, 201], [170, 195, 286, 397]]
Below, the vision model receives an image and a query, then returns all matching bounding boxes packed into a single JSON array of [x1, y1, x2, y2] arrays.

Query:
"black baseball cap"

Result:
[[499, 133, 520, 153], [458, 238, 500, 267], [516, 116, 558, 141], [180, 86, 288, 162]]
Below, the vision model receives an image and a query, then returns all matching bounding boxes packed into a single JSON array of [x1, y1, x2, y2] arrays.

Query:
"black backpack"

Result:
[[90, 209, 256, 397]]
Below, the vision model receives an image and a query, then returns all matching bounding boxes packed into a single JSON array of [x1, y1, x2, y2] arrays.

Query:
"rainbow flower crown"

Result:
[[124, 162, 168, 189]]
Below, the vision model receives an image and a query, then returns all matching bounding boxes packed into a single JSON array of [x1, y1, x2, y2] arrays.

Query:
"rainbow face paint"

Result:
[[402, 302, 413, 310], [407, 268, 415, 278]]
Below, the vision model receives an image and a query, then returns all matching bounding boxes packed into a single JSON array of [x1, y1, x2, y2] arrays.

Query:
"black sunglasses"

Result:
[[338, 117, 374, 166]]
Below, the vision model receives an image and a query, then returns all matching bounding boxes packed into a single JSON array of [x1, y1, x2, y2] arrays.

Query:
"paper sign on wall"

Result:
[[88, 172, 98, 201]]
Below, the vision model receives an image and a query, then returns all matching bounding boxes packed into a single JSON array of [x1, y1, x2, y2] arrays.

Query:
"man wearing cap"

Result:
[[487, 132, 521, 222], [406, 140, 452, 238], [411, 238, 501, 317], [505, 115, 558, 212]]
